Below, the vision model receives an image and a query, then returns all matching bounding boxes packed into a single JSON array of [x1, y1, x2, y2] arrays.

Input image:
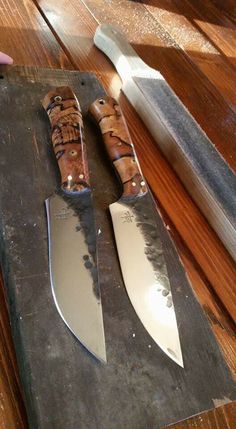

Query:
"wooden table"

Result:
[[0, 0, 235, 427]]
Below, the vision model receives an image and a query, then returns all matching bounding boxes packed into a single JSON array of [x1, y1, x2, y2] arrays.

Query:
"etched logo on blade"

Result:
[[121, 210, 134, 223], [54, 207, 71, 220]]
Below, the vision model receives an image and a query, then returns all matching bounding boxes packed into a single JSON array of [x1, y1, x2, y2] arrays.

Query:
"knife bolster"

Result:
[[42, 86, 90, 193], [89, 96, 147, 197]]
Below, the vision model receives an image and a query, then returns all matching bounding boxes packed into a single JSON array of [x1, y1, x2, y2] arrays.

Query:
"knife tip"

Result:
[[173, 354, 184, 368], [95, 349, 107, 365], [165, 346, 184, 368]]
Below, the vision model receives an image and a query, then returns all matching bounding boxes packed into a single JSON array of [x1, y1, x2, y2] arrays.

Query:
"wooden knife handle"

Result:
[[42, 86, 89, 193], [89, 96, 147, 197]]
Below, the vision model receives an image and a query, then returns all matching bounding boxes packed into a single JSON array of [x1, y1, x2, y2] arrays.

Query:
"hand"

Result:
[[0, 52, 13, 64]]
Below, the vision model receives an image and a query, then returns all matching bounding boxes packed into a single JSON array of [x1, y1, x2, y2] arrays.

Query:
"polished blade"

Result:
[[45, 192, 106, 363], [109, 194, 183, 367]]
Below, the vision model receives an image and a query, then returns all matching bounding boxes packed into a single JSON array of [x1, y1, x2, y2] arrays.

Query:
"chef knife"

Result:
[[89, 96, 183, 367], [42, 86, 106, 363], [93, 24, 236, 263]]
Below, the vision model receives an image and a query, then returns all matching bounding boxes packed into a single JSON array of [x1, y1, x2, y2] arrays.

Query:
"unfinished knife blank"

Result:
[[94, 24, 236, 261]]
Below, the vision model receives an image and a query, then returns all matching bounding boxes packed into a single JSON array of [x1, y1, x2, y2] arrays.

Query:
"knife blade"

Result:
[[93, 24, 236, 263], [42, 86, 106, 363], [89, 96, 183, 367]]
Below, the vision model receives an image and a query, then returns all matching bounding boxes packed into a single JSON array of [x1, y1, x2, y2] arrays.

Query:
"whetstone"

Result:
[[0, 66, 235, 429], [94, 24, 236, 261]]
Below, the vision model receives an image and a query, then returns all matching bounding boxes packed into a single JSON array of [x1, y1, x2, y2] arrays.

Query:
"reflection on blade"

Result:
[[46, 192, 106, 363], [109, 195, 183, 367]]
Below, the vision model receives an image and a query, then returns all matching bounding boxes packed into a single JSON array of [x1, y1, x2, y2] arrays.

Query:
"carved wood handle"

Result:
[[89, 96, 147, 197], [42, 86, 89, 193]]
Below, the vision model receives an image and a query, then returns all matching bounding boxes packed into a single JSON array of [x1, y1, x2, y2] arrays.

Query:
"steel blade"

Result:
[[94, 24, 236, 261], [109, 194, 183, 367], [46, 191, 106, 363]]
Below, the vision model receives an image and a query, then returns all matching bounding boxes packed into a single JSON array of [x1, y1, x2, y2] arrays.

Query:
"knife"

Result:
[[42, 86, 106, 363], [89, 96, 183, 367], [93, 24, 236, 263]]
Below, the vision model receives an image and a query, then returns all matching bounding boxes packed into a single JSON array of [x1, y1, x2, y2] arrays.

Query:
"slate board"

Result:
[[0, 66, 235, 429]]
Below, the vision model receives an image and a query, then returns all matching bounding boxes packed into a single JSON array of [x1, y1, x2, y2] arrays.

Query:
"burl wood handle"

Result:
[[42, 86, 89, 193], [89, 96, 147, 197]]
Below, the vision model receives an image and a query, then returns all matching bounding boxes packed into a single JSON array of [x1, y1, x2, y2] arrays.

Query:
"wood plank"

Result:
[[80, 0, 236, 172], [139, 0, 236, 70], [0, 65, 235, 429], [0, 1, 235, 428], [34, 0, 236, 321], [141, 0, 236, 112], [0, 0, 73, 427], [32, 0, 122, 95], [211, 0, 236, 26], [163, 400, 236, 429], [160, 213, 236, 379], [0, 0, 71, 68], [94, 23, 236, 261], [0, 273, 28, 429], [186, 0, 236, 69]]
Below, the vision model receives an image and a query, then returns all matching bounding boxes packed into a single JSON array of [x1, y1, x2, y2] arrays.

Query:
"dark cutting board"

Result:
[[0, 66, 235, 429]]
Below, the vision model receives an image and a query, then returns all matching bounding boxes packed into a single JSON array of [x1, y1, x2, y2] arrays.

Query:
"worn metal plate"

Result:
[[0, 66, 235, 429]]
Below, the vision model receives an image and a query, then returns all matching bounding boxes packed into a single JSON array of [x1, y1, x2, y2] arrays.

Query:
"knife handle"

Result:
[[42, 86, 89, 193], [89, 96, 147, 197]]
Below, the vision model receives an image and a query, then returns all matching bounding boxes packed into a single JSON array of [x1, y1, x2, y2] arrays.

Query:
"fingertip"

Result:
[[0, 52, 13, 65]]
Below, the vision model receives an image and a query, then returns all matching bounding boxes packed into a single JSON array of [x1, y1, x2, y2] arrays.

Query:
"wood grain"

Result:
[[89, 96, 147, 197], [0, 0, 72, 427], [0, 0, 235, 428], [33, 0, 236, 322], [93, 23, 236, 262], [0, 0, 71, 68], [42, 86, 90, 192], [163, 400, 236, 429], [159, 209, 236, 379], [186, 0, 236, 68], [0, 273, 28, 429], [211, 0, 236, 26], [1, 66, 235, 429], [142, 0, 236, 111], [81, 0, 236, 170]]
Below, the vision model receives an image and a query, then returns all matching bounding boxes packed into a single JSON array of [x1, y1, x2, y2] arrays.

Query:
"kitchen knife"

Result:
[[42, 86, 106, 363], [93, 24, 236, 262], [89, 96, 183, 367]]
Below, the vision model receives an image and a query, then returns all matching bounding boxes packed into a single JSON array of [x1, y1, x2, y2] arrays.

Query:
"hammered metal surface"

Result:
[[46, 191, 106, 363], [0, 67, 235, 429], [110, 193, 183, 366]]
